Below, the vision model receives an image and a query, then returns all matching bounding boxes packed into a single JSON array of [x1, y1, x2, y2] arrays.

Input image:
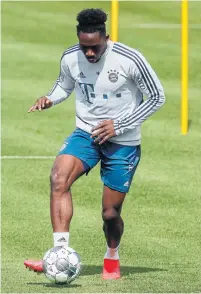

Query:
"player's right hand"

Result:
[[28, 97, 53, 112]]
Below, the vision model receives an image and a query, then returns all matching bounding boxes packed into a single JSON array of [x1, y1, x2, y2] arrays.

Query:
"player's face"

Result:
[[78, 32, 109, 63]]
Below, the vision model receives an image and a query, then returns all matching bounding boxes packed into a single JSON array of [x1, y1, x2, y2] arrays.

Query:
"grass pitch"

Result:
[[2, 1, 201, 293]]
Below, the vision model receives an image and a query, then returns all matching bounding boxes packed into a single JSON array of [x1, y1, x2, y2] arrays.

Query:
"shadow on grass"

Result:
[[189, 119, 192, 129], [26, 282, 81, 288], [26, 264, 166, 288], [82, 264, 166, 276]]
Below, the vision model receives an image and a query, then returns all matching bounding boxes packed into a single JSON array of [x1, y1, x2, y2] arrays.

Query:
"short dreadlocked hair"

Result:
[[76, 8, 107, 36]]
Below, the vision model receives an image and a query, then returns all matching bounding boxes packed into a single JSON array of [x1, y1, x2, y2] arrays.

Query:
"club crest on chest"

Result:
[[108, 70, 119, 83]]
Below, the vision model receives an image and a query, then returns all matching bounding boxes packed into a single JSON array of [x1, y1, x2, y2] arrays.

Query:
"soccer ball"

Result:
[[43, 246, 81, 284]]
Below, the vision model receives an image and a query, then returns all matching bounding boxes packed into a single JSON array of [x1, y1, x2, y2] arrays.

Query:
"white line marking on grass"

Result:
[[1, 156, 55, 159], [130, 24, 201, 29]]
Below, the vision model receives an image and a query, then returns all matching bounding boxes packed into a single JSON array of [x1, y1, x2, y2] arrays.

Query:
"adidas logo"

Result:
[[124, 181, 130, 187], [77, 71, 86, 78], [57, 237, 67, 242]]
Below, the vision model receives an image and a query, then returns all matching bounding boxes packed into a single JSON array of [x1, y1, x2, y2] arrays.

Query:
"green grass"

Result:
[[2, 1, 201, 293]]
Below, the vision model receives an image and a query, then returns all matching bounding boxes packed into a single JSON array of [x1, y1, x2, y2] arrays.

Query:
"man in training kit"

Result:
[[24, 8, 165, 280]]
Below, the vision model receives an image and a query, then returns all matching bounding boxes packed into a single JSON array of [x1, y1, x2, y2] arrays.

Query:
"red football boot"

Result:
[[102, 259, 121, 280], [24, 259, 43, 273]]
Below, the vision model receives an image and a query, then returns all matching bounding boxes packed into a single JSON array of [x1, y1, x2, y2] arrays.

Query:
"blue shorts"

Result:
[[58, 128, 141, 193]]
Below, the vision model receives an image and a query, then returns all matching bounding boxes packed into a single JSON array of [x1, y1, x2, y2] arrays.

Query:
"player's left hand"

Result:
[[91, 120, 116, 144]]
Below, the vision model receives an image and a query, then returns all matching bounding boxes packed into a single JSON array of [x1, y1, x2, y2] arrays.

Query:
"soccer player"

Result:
[[24, 8, 165, 280]]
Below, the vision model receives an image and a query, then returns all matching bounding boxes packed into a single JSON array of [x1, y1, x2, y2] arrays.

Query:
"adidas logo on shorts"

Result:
[[124, 181, 130, 187]]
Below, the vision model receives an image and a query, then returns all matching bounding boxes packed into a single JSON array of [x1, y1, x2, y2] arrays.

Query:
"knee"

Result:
[[102, 207, 119, 222], [50, 169, 70, 193]]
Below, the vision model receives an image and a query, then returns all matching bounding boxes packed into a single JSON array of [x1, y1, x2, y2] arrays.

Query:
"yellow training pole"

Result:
[[111, 0, 119, 42], [181, 0, 188, 135]]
